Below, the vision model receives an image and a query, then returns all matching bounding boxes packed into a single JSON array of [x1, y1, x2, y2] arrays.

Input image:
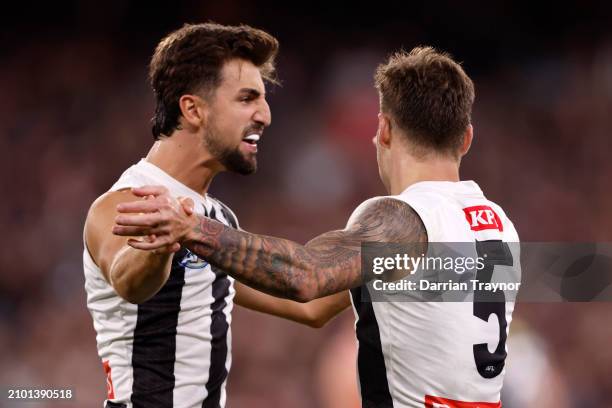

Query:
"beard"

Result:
[[219, 147, 257, 175], [203, 120, 257, 175]]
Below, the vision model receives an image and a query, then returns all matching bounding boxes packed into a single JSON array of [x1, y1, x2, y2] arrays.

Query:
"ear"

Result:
[[178, 94, 208, 130], [377, 113, 392, 149], [459, 124, 473, 157]]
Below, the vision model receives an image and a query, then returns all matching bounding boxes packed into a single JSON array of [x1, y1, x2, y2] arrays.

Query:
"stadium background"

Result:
[[1, 1, 612, 407]]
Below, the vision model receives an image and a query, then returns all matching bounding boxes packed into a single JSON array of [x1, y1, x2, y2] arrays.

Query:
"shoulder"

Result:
[[346, 196, 428, 243], [86, 189, 134, 226], [348, 196, 397, 224], [347, 196, 419, 226]]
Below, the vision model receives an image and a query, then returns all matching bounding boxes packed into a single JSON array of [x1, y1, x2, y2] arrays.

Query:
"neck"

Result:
[[145, 131, 221, 196], [388, 150, 461, 195]]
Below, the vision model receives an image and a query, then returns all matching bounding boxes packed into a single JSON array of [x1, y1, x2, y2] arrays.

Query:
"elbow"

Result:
[[293, 302, 329, 329], [302, 304, 334, 329], [305, 317, 328, 329]]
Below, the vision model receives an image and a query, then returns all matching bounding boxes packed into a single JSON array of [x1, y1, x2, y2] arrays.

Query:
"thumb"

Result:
[[179, 197, 195, 216]]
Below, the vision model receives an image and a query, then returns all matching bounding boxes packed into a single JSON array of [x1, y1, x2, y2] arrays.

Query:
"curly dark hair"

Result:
[[149, 23, 279, 139], [374, 46, 475, 155]]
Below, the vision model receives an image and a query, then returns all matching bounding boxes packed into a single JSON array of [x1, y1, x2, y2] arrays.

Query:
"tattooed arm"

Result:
[[113, 186, 427, 302]]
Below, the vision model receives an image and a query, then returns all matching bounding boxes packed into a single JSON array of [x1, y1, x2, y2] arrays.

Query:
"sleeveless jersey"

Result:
[[350, 180, 520, 408], [84, 159, 238, 408]]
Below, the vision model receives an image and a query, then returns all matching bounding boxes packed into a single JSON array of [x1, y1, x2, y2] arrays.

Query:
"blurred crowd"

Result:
[[1, 3, 612, 407]]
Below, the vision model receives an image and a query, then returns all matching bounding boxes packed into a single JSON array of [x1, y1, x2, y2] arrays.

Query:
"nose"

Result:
[[253, 98, 271, 127]]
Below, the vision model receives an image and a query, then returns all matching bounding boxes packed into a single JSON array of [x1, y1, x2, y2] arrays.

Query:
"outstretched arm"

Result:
[[234, 282, 351, 328], [113, 186, 427, 302]]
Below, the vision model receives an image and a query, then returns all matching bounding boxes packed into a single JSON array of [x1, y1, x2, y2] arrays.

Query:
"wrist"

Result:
[[183, 214, 203, 245], [183, 215, 224, 257]]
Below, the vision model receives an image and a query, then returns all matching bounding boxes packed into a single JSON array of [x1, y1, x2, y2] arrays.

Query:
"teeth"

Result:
[[243, 134, 260, 142]]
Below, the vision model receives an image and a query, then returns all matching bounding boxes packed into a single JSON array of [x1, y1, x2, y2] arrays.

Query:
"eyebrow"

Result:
[[238, 88, 263, 98]]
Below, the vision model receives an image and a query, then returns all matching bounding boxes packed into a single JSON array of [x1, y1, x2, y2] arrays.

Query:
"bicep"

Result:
[[304, 197, 428, 291], [85, 190, 139, 282]]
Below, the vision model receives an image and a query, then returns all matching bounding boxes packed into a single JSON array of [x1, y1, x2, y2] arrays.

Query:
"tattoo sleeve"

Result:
[[186, 197, 427, 301]]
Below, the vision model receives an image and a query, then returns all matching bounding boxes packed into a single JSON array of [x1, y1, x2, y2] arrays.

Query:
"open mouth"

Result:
[[241, 134, 260, 153], [242, 134, 260, 145]]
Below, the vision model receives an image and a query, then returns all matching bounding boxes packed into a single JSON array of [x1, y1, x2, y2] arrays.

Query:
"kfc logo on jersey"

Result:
[[463, 205, 503, 232]]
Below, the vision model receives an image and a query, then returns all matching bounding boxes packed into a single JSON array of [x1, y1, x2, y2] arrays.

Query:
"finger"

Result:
[[151, 242, 182, 255], [127, 237, 172, 251], [131, 185, 169, 198], [152, 242, 181, 254], [115, 213, 163, 227], [129, 238, 180, 254], [179, 197, 195, 216], [112, 225, 166, 237], [117, 200, 165, 214]]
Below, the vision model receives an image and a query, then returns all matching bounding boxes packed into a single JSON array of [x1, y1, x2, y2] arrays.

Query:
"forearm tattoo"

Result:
[[187, 198, 427, 301]]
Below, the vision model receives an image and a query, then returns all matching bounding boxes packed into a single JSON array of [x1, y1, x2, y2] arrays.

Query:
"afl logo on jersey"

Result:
[[179, 249, 209, 269]]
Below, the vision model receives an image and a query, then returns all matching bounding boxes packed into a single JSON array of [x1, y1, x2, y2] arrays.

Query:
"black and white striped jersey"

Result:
[[84, 159, 238, 408], [349, 181, 520, 408]]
